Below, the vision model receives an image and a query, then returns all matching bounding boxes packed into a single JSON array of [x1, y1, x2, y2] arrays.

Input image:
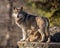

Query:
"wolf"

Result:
[[12, 7, 50, 42]]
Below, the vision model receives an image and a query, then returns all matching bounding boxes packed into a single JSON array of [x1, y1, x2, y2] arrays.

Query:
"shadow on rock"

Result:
[[51, 32, 60, 42]]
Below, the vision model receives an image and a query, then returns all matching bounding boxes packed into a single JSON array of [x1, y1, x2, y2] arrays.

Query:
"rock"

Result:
[[49, 26, 60, 42], [17, 41, 60, 48]]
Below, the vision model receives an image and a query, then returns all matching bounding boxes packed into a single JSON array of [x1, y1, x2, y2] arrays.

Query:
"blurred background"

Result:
[[0, 0, 60, 48]]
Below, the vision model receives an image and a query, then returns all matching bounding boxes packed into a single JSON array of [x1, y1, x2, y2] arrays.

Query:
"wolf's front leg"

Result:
[[20, 28, 27, 41]]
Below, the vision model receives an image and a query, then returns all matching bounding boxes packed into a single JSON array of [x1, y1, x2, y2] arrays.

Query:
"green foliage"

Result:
[[26, 1, 60, 27]]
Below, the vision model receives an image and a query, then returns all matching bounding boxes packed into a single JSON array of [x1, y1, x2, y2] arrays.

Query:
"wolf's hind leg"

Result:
[[38, 29, 45, 42]]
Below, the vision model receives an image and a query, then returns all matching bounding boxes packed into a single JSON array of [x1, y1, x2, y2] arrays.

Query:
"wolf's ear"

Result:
[[13, 7, 17, 10], [13, 7, 20, 12], [20, 7, 23, 11], [13, 7, 17, 12]]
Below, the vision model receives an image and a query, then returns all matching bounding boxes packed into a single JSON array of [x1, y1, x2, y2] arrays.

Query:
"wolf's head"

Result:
[[12, 7, 20, 18], [12, 7, 27, 21]]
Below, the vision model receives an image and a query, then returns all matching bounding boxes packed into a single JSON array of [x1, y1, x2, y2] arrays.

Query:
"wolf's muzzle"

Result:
[[17, 15, 19, 18]]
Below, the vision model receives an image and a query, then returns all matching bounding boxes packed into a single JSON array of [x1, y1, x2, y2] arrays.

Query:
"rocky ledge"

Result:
[[17, 41, 60, 48]]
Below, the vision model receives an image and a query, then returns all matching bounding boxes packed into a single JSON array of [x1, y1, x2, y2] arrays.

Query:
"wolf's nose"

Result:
[[17, 15, 19, 18]]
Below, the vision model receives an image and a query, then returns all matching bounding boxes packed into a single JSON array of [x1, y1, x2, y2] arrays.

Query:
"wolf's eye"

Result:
[[17, 14, 23, 19], [17, 14, 21, 18], [19, 14, 23, 16]]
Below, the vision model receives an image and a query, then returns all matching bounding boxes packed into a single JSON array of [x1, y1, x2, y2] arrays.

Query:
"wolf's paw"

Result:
[[20, 39, 25, 41]]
